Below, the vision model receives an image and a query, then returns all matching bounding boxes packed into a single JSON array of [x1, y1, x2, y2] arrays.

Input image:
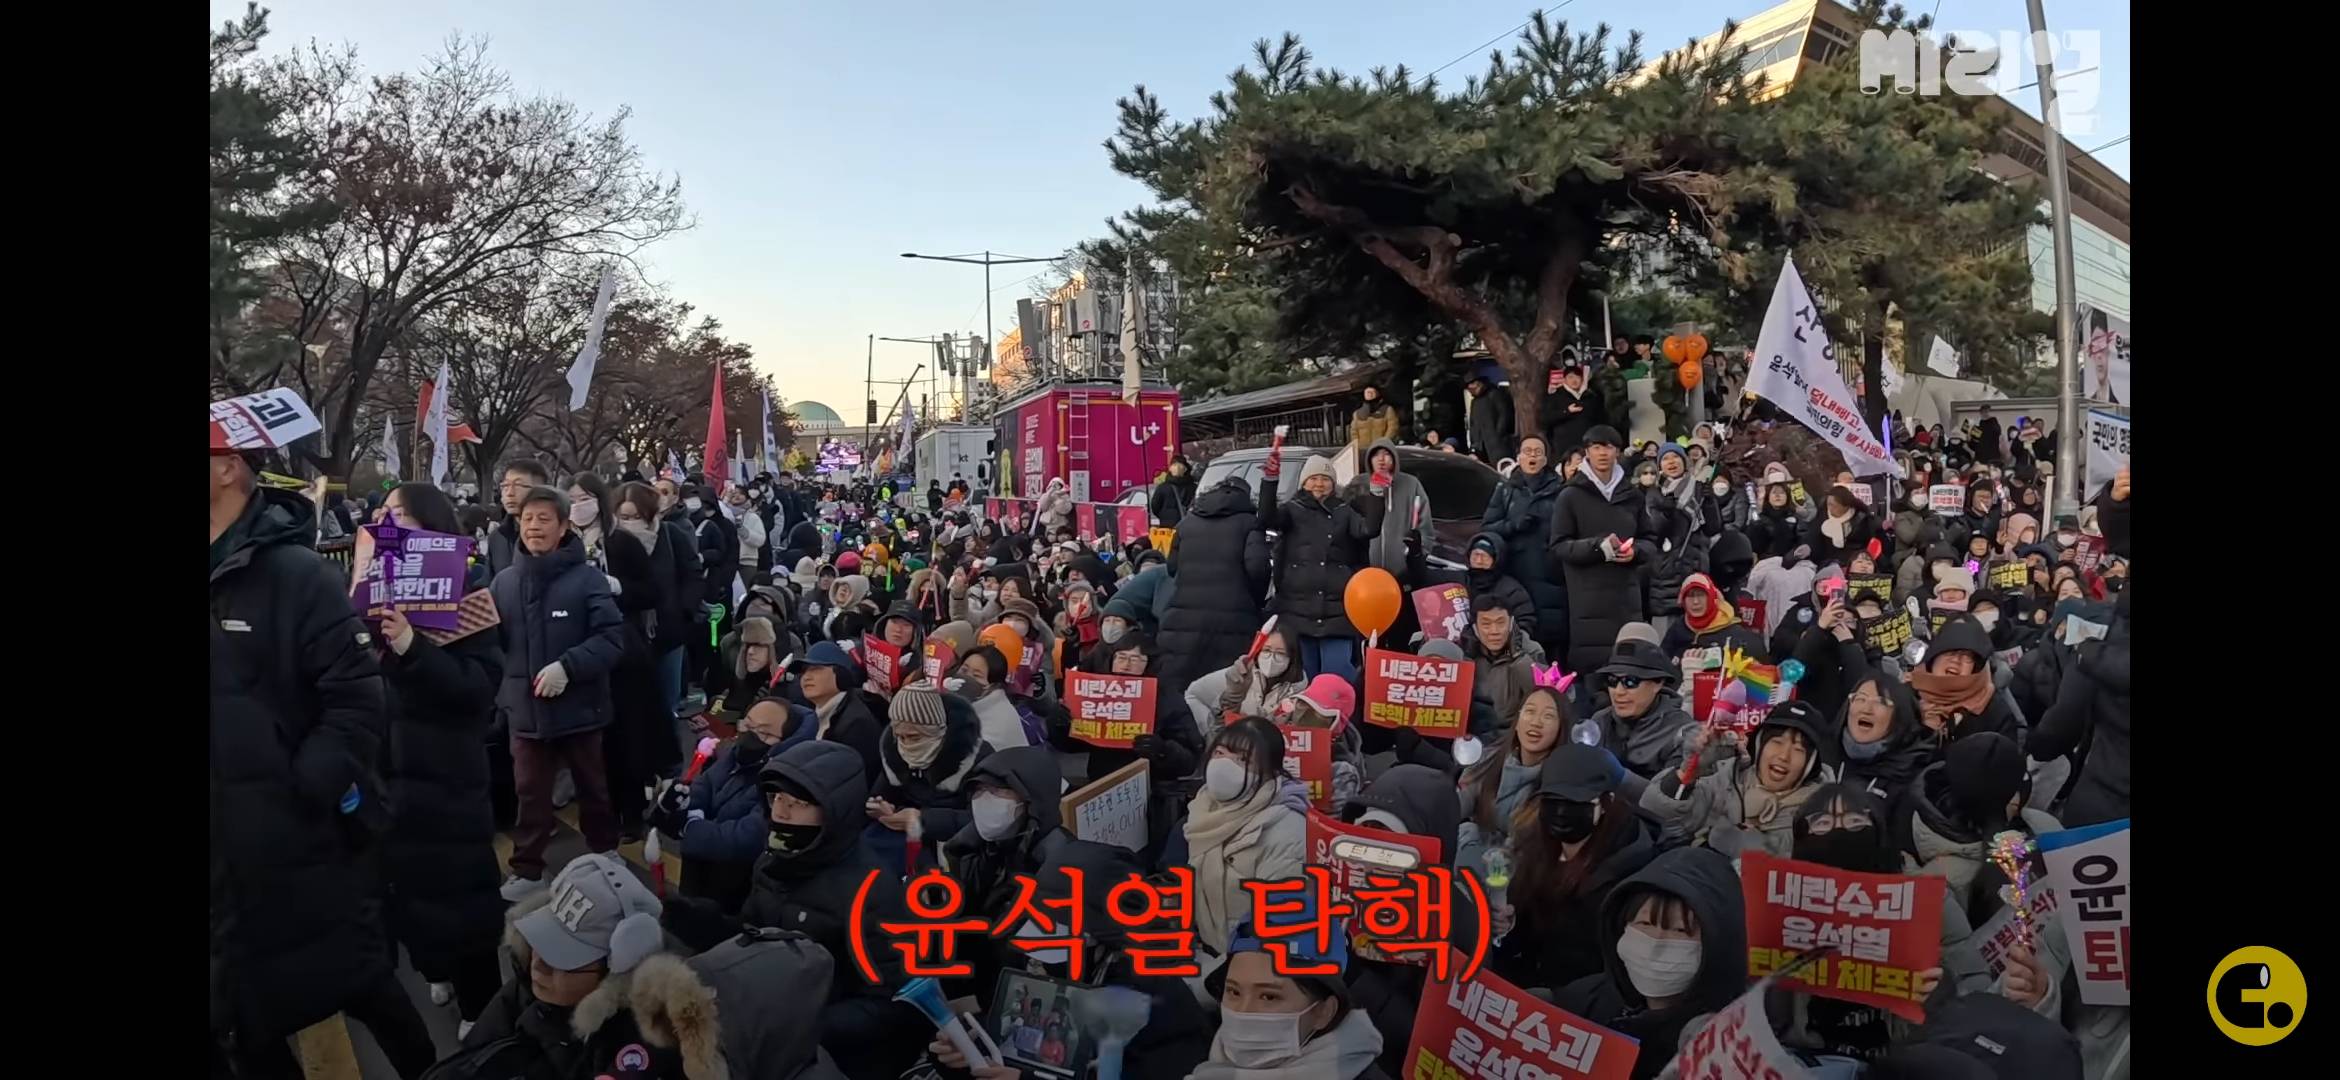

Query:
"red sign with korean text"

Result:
[[1362, 648, 1472, 737], [1116, 505, 1150, 545], [1688, 671, 1780, 734], [861, 634, 906, 692], [1739, 851, 1945, 1022], [1064, 672, 1158, 749], [1738, 598, 1769, 635], [1405, 950, 1638, 1080], [1411, 584, 1471, 645], [1277, 721, 1336, 810], [1075, 502, 1099, 540], [1300, 810, 1482, 974], [1672, 971, 1816, 1080], [986, 498, 1002, 521], [923, 639, 958, 682], [2071, 533, 2108, 572]]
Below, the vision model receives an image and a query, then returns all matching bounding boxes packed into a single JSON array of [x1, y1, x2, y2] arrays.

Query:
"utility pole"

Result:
[[2026, 0, 2084, 519]]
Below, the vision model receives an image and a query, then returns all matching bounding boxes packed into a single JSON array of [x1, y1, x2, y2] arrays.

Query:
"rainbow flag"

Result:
[[1722, 647, 1785, 704]]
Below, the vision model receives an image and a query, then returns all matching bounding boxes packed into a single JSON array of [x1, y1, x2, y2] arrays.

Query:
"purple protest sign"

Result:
[[352, 523, 473, 631]]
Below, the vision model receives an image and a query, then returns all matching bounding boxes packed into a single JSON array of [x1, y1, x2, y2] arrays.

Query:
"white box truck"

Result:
[[915, 424, 995, 495]]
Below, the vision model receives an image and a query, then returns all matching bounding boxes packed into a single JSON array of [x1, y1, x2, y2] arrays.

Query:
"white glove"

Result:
[[686, 809, 706, 823], [606, 573, 624, 595], [533, 662, 571, 698], [1598, 535, 1621, 562]]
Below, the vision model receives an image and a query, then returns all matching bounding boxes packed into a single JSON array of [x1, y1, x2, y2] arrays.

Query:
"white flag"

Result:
[[1925, 335, 1959, 377], [1746, 255, 1895, 477], [425, 359, 453, 486], [1119, 268, 1145, 405], [565, 265, 619, 411], [761, 390, 780, 478], [379, 415, 402, 481], [896, 395, 917, 462], [665, 449, 683, 481], [734, 430, 749, 487]]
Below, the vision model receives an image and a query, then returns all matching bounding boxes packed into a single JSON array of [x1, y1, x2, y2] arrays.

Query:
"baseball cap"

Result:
[[1536, 743, 1620, 801], [513, 853, 665, 973]]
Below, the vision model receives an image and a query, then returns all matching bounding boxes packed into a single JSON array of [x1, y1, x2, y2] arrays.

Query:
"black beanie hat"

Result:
[[1945, 732, 2025, 826]]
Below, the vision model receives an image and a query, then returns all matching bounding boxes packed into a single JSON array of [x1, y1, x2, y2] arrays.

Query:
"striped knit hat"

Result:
[[888, 679, 948, 738]]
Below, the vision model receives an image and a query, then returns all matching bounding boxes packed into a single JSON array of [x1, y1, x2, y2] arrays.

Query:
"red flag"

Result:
[[702, 365, 728, 485], [413, 380, 482, 444]]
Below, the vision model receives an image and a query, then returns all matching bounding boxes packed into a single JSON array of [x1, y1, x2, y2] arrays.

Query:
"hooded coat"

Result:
[[1480, 464, 1570, 658], [734, 742, 920, 1076], [939, 747, 1082, 918], [1549, 462, 1656, 675], [1643, 501, 1710, 622], [380, 563, 508, 982], [1553, 848, 1749, 1080], [1491, 808, 1661, 997], [1639, 709, 1826, 857], [1462, 532, 1538, 637], [1583, 687, 1697, 804], [1341, 765, 1486, 1079], [1342, 438, 1432, 584], [626, 930, 852, 1080], [1157, 479, 1272, 689], [1911, 615, 2023, 746], [425, 892, 685, 1080], [1259, 472, 1388, 638], [209, 486, 391, 1043], [1150, 463, 1200, 526], [2027, 593, 2129, 826], [1036, 477, 1074, 532], [679, 730, 801, 913], [1822, 675, 1932, 799], [1466, 623, 1545, 723], [1467, 382, 1517, 462], [490, 531, 631, 741]]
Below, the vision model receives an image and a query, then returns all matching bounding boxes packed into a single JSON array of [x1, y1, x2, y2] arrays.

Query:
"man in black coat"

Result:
[[1465, 372, 1516, 466], [1155, 476, 1271, 696], [491, 486, 631, 893], [1480, 434, 1570, 662], [1548, 426, 1658, 678], [1543, 363, 1602, 455], [209, 450, 436, 1076], [668, 740, 923, 1078]]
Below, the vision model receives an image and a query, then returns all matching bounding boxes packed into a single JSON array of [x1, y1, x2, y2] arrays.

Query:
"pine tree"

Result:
[[208, 4, 333, 326]]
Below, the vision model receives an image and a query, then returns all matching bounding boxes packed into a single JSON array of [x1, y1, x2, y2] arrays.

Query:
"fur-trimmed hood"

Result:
[[500, 890, 650, 1046], [627, 930, 849, 1080], [880, 691, 987, 792]]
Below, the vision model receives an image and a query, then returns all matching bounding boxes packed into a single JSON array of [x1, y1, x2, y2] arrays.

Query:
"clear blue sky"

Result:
[[224, 0, 2128, 416]]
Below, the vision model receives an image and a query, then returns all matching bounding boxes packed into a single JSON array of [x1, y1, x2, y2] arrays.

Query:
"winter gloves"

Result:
[[533, 661, 570, 698]]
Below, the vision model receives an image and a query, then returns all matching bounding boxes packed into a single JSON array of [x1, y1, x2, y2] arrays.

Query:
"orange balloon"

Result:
[[1662, 336, 1688, 364], [1679, 359, 1704, 389], [1682, 333, 1710, 364], [1343, 567, 1403, 636], [978, 623, 1026, 668]]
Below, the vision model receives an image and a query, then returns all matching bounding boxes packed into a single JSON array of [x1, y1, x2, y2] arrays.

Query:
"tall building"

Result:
[[1653, 0, 2131, 356]]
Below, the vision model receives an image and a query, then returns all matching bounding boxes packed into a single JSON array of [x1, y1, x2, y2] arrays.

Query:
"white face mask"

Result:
[[971, 794, 1022, 842], [1101, 620, 1129, 644], [1616, 926, 1703, 999], [1257, 653, 1290, 678], [1217, 1006, 1307, 1068], [1712, 480, 1731, 497], [1974, 610, 2000, 632], [569, 496, 598, 527], [685, 497, 704, 513], [1205, 757, 1250, 802]]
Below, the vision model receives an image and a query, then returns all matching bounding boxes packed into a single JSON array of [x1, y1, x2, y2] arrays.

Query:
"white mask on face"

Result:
[[971, 794, 1022, 841], [1257, 653, 1290, 678], [1217, 1006, 1307, 1068], [1205, 757, 1249, 802], [1101, 619, 1129, 644], [1974, 610, 2000, 632], [1615, 926, 1703, 999], [685, 497, 703, 513]]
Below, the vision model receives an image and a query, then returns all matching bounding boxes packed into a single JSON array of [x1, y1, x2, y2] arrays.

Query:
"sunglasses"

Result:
[[1602, 675, 1649, 691]]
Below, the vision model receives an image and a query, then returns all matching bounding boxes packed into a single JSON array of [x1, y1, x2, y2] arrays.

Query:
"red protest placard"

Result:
[[1407, 951, 1638, 1080], [922, 639, 957, 682], [1363, 648, 1473, 737], [1689, 671, 1782, 734], [1277, 721, 1336, 810], [1672, 973, 1812, 1080], [1116, 505, 1150, 545], [1739, 851, 1946, 1022], [1075, 502, 1099, 541], [986, 498, 1002, 520], [1411, 584, 1471, 645], [1737, 597, 1769, 634], [1307, 810, 1442, 899], [861, 634, 905, 693], [1064, 672, 1157, 749], [2071, 533, 2108, 572]]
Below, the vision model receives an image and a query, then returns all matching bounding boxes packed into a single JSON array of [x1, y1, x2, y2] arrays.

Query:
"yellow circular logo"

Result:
[[2208, 946, 2307, 1046]]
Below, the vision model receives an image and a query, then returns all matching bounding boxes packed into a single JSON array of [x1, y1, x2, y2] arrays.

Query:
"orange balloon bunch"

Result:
[[1663, 333, 1710, 389]]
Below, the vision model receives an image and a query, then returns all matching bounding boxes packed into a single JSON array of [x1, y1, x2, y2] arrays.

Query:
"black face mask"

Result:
[[1541, 797, 1600, 844], [766, 820, 822, 856], [734, 736, 775, 766], [1793, 826, 1898, 874]]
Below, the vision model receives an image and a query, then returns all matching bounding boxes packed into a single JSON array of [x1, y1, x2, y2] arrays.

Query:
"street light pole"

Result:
[[2025, 0, 2084, 519], [900, 249, 1057, 383]]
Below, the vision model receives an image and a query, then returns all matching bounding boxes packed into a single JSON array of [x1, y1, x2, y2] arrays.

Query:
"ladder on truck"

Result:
[[1065, 395, 1092, 503]]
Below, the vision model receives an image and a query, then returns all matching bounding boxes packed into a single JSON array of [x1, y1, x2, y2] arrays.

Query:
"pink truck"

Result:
[[995, 381, 1181, 505]]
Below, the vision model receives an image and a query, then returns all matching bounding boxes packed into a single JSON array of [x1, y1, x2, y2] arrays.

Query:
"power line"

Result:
[[1424, 2, 1584, 81], [2084, 134, 2128, 154]]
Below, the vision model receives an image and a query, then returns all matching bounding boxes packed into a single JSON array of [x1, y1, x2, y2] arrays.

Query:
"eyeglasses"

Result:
[[1848, 692, 1887, 710], [1802, 811, 1875, 835]]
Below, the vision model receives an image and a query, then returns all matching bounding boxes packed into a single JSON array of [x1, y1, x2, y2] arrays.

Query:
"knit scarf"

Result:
[[1908, 666, 1994, 731], [1185, 774, 1285, 854], [1821, 507, 1855, 546], [1684, 595, 1737, 636]]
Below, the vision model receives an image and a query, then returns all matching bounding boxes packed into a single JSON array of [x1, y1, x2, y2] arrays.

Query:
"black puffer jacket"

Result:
[[1644, 504, 1709, 620], [732, 742, 920, 1078], [647, 519, 701, 653], [1157, 479, 1271, 689], [1493, 810, 1660, 997], [1258, 474, 1388, 638], [1548, 466, 1655, 676], [1480, 466, 1569, 656], [209, 487, 391, 1042], [2027, 591, 2129, 826], [1805, 508, 1882, 569], [940, 747, 1080, 919], [1461, 531, 1537, 638], [778, 521, 823, 576], [490, 533, 630, 741], [1747, 499, 1804, 562], [381, 564, 508, 982], [1553, 848, 1749, 1079], [1468, 386, 1516, 462]]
